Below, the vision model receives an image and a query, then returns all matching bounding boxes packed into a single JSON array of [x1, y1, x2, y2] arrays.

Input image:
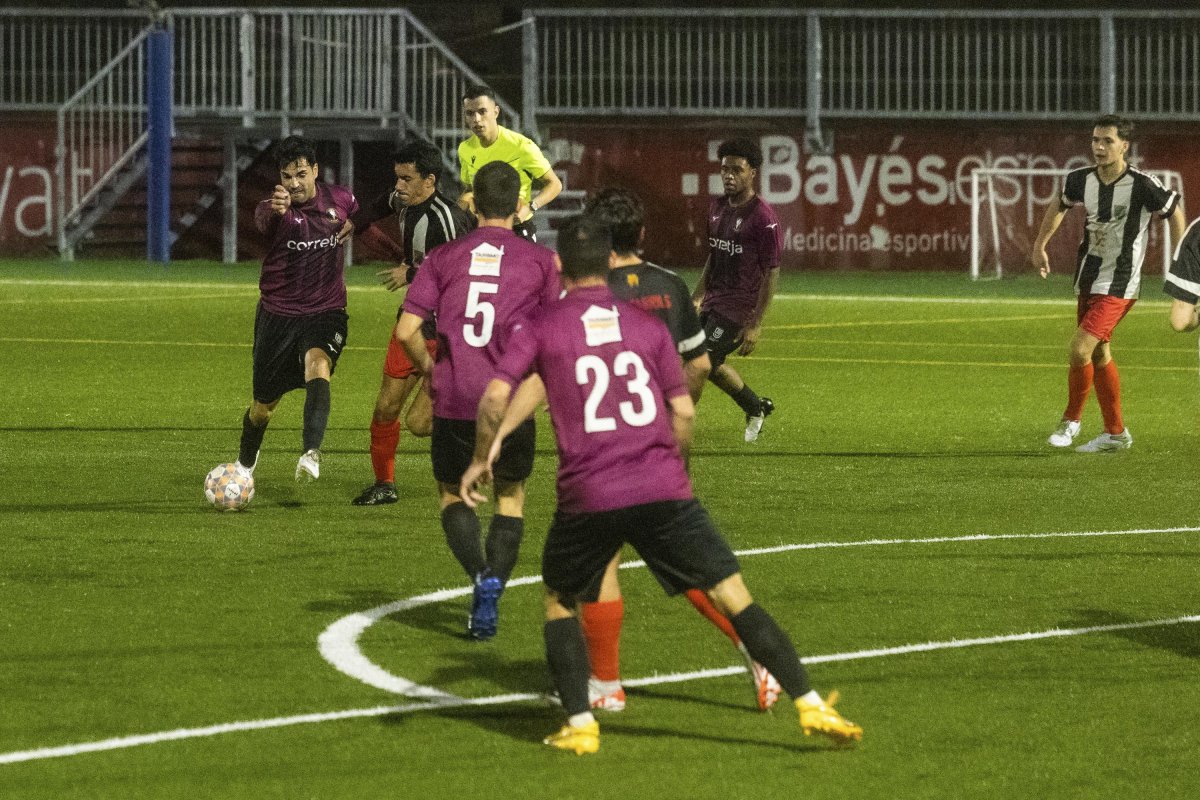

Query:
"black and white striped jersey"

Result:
[[1164, 216, 1200, 304], [1061, 166, 1179, 299]]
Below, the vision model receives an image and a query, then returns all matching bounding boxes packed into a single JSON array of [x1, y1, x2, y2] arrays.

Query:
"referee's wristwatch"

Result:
[[529, 199, 540, 213]]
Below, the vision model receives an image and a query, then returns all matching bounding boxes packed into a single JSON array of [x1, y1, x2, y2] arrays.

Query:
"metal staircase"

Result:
[[2, 8, 515, 260]]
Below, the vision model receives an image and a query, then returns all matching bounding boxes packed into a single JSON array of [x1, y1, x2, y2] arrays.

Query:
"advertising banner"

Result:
[[0, 121, 55, 255], [544, 124, 1195, 274]]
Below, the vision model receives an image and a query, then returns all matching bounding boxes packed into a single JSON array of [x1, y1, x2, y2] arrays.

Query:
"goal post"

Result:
[[969, 167, 1184, 281]]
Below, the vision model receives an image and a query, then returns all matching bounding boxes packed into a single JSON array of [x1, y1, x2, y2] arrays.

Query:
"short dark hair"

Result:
[[273, 136, 318, 170], [717, 138, 762, 170], [393, 139, 444, 182], [473, 161, 520, 218], [463, 84, 498, 104], [1094, 114, 1134, 141], [557, 215, 613, 281], [584, 187, 643, 255]]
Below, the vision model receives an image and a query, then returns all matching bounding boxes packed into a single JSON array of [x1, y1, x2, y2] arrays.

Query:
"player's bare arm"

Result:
[[739, 266, 779, 356], [1169, 204, 1187, 252], [335, 218, 355, 243], [395, 311, 434, 374], [378, 264, 411, 292], [668, 391, 696, 463], [1169, 299, 1200, 332], [457, 190, 475, 215], [1030, 196, 1068, 278]]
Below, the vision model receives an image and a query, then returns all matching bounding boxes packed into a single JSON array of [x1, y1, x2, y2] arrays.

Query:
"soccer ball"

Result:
[[204, 463, 254, 511]]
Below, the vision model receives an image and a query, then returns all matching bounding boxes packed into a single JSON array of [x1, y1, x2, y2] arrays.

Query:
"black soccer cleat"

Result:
[[351, 482, 399, 506]]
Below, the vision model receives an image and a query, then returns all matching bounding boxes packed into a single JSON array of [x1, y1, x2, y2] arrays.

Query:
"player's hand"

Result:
[[269, 185, 291, 216], [459, 459, 493, 508], [378, 265, 409, 292], [738, 325, 761, 356], [336, 219, 356, 243], [1030, 248, 1051, 279], [517, 202, 534, 223]]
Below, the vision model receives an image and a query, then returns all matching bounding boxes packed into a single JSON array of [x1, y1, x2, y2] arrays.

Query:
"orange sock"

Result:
[[369, 420, 401, 484], [683, 588, 740, 646], [1064, 363, 1094, 423], [580, 599, 624, 681], [1093, 360, 1125, 434]]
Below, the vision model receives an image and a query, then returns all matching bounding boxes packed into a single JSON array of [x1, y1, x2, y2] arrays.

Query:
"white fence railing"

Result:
[[55, 25, 152, 259]]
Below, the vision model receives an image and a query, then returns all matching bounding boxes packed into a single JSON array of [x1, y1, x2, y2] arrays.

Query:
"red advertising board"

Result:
[[544, 123, 1196, 274], [0, 118, 55, 255]]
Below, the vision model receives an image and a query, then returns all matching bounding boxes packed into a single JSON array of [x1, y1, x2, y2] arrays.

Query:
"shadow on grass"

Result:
[[1068, 608, 1200, 659], [377, 693, 832, 754]]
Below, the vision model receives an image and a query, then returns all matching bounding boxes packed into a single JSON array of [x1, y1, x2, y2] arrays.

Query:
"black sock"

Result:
[[544, 617, 591, 716], [729, 603, 811, 698], [239, 409, 267, 468], [731, 384, 762, 416], [441, 502, 486, 579], [302, 378, 331, 452], [485, 515, 525, 585]]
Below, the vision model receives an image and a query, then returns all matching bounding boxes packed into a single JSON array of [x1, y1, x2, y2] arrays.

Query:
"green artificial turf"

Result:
[[1, 260, 1197, 799]]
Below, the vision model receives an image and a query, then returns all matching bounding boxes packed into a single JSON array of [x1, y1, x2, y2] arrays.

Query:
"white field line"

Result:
[[3, 524, 1197, 766], [0, 278, 1172, 308]]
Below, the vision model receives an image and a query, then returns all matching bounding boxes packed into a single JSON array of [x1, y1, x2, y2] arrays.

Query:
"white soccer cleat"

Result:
[[236, 449, 260, 476], [587, 677, 626, 712], [295, 449, 321, 482], [744, 397, 775, 443], [1047, 419, 1081, 448], [1075, 429, 1133, 453]]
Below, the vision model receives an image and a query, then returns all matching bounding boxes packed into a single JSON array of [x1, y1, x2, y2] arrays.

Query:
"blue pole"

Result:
[[146, 26, 172, 263]]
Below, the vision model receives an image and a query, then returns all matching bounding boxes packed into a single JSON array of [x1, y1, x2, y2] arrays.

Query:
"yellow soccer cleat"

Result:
[[543, 720, 600, 755], [797, 691, 863, 744]]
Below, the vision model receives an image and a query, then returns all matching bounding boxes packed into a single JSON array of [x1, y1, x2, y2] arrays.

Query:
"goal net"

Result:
[[969, 167, 1184, 280]]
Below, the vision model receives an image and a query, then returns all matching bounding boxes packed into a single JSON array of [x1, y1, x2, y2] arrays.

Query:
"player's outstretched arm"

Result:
[[1169, 204, 1187, 253], [378, 264, 411, 292], [1030, 196, 1067, 278]]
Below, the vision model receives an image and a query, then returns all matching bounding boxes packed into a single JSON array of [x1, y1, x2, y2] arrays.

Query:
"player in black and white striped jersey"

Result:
[[338, 139, 475, 506], [1030, 114, 1185, 453], [1165, 215, 1200, 332]]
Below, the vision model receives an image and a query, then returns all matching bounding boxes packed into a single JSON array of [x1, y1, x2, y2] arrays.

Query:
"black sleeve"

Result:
[[670, 276, 707, 362], [1165, 220, 1200, 304], [348, 191, 396, 233]]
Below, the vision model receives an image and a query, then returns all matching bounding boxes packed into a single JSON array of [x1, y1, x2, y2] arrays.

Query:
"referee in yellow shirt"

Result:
[[459, 84, 562, 240]]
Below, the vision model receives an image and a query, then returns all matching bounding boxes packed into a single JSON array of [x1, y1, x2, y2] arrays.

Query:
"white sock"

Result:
[[568, 711, 596, 728], [799, 690, 823, 706]]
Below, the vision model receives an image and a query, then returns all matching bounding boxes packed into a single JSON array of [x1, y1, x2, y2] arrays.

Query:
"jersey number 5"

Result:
[[576, 352, 657, 433], [463, 281, 498, 347]]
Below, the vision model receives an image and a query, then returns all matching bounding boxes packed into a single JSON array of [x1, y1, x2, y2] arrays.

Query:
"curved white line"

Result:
[[4, 613, 1197, 766], [320, 525, 1200, 696]]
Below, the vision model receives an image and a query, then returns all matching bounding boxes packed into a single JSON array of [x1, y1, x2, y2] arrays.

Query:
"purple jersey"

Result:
[[494, 284, 693, 514], [701, 195, 782, 325], [254, 183, 359, 316], [404, 226, 561, 420]]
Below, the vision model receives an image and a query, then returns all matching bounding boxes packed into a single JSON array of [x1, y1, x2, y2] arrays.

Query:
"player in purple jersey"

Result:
[[459, 215, 861, 755], [394, 161, 561, 640], [577, 187, 781, 714], [691, 138, 782, 443], [233, 136, 359, 484]]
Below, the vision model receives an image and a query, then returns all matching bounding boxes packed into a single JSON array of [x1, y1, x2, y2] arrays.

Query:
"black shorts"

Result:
[[541, 499, 742, 603], [252, 304, 349, 403], [431, 416, 536, 486], [699, 310, 743, 370]]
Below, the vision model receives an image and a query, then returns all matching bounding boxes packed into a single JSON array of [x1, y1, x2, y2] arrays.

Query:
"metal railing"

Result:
[[522, 9, 1200, 134], [0, 9, 149, 109], [56, 24, 152, 259]]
